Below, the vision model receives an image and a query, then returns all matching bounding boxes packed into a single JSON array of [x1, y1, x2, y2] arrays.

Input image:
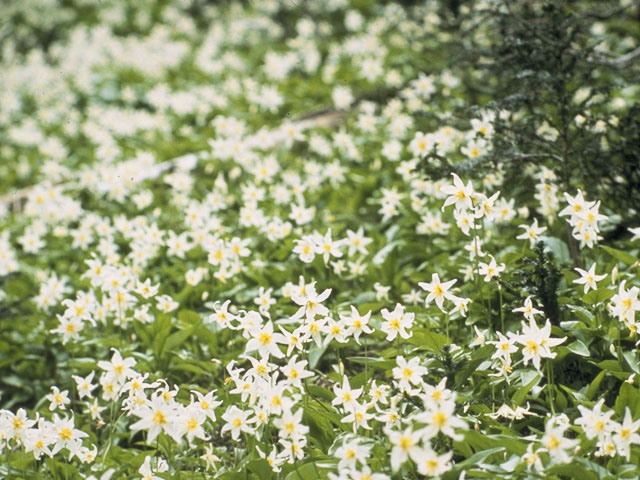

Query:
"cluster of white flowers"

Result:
[[1, 0, 640, 478], [476, 296, 566, 377], [559, 190, 608, 249], [0, 408, 94, 463]]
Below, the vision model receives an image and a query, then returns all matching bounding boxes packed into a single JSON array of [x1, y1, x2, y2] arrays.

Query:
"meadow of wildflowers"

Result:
[[1, 0, 640, 479]]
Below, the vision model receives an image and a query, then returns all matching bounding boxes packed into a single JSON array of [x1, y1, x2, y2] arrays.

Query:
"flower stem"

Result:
[[546, 361, 556, 415]]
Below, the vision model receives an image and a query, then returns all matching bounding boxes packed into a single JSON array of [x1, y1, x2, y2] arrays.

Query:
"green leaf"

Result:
[[568, 305, 595, 327], [305, 384, 334, 402], [615, 382, 640, 417], [247, 459, 273, 480], [451, 447, 505, 471], [548, 463, 598, 480], [178, 309, 201, 325], [4, 275, 31, 298], [164, 327, 195, 353], [601, 245, 637, 265], [372, 240, 403, 266], [284, 462, 325, 480], [539, 236, 571, 264], [152, 314, 173, 360], [586, 370, 606, 400], [408, 329, 450, 353], [622, 350, 640, 375], [512, 374, 541, 406], [308, 345, 327, 370], [347, 356, 395, 369], [583, 288, 614, 305], [595, 359, 624, 373], [463, 431, 527, 456], [566, 339, 590, 357]]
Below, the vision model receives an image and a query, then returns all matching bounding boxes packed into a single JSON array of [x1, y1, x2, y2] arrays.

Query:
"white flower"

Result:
[[220, 405, 256, 440], [515, 318, 566, 371], [291, 281, 331, 321], [418, 273, 457, 311], [441, 173, 474, 212], [332, 375, 363, 411], [415, 398, 467, 441], [341, 306, 373, 344], [612, 407, 640, 460], [540, 418, 579, 464], [512, 296, 544, 322], [478, 256, 505, 282], [573, 263, 607, 294], [46, 386, 70, 411], [516, 218, 547, 247], [414, 447, 453, 477], [380, 303, 414, 341], [245, 321, 286, 359], [387, 427, 422, 472], [314, 228, 344, 264], [335, 437, 371, 471], [576, 399, 614, 441], [392, 356, 427, 392], [130, 395, 180, 444], [72, 371, 97, 399]]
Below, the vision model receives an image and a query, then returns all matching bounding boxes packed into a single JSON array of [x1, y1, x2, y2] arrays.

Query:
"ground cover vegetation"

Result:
[[1, 0, 640, 478]]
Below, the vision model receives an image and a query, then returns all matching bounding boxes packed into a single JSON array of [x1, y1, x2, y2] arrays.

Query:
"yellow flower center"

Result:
[[425, 459, 439, 474], [399, 436, 413, 450], [432, 411, 447, 428], [546, 435, 560, 450], [152, 411, 167, 425], [259, 332, 272, 346]]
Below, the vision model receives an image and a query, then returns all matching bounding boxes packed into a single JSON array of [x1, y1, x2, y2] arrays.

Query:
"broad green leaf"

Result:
[[586, 370, 606, 400], [595, 359, 624, 373], [452, 447, 505, 470], [622, 350, 640, 375], [568, 305, 595, 327], [615, 382, 640, 417], [372, 240, 403, 265], [284, 462, 326, 480], [539, 236, 571, 263], [583, 288, 614, 305], [247, 459, 273, 480], [306, 384, 334, 402], [178, 309, 201, 325], [347, 356, 395, 369], [548, 463, 598, 480], [601, 245, 637, 265], [308, 345, 327, 370], [408, 329, 450, 353], [566, 339, 590, 357], [512, 373, 540, 406]]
